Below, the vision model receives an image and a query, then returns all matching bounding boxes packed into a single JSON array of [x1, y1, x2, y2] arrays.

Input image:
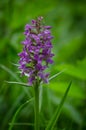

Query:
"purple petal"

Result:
[[32, 20, 36, 25], [38, 72, 49, 83], [46, 58, 54, 64], [28, 76, 35, 86], [25, 24, 32, 30], [44, 26, 52, 29]]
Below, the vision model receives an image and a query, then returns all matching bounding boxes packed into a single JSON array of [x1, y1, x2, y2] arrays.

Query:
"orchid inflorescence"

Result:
[[18, 16, 54, 86]]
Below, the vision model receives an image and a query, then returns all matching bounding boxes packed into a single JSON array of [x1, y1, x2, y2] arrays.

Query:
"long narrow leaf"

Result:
[[9, 98, 33, 130], [9, 122, 34, 126], [49, 69, 66, 81], [46, 81, 72, 130], [10, 62, 20, 67], [40, 70, 66, 85], [0, 64, 31, 96], [5, 81, 30, 87], [0, 64, 20, 81]]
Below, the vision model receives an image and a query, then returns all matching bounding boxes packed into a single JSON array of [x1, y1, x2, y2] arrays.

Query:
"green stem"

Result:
[[34, 81, 39, 130]]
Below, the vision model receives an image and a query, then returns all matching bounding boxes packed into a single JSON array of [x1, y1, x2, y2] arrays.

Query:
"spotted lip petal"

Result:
[[18, 17, 54, 86]]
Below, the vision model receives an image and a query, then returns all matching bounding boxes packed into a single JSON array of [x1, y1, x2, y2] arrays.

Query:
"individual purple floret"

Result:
[[18, 16, 54, 86]]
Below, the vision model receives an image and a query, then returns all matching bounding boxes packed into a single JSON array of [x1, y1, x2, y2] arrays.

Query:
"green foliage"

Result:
[[49, 81, 85, 99], [46, 82, 72, 130], [0, 0, 86, 130], [9, 98, 33, 130]]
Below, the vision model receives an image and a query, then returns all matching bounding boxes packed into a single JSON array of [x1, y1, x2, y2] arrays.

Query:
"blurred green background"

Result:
[[0, 0, 86, 130]]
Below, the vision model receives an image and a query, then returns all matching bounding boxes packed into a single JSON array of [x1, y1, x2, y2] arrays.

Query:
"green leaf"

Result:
[[9, 122, 34, 126], [46, 81, 72, 130], [0, 64, 30, 96], [8, 98, 33, 130], [50, 95, 82, 124], [0, 64, 20, 81], [49, 69, 66, 81], [5, 81, 30, 87], [49, 82, 85, 99], [2, 93, 25, 130]]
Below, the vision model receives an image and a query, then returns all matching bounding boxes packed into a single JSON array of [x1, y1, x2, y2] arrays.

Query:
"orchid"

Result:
[[18, 17, 54, 86]]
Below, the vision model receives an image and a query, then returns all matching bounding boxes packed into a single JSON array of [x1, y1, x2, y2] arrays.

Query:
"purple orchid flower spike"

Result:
[[18, 16, 54, 86]]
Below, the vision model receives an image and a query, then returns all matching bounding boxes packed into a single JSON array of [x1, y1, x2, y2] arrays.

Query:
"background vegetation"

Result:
[[0, 0, 86, 130]]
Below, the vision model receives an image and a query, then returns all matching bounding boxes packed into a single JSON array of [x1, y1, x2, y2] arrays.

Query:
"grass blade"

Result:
[[9, 98, 33, 130], [0, 64, 31, 96], [0, 64, 20, 81], [10, 62, 19, 67], [5, 81, 30, 87], [40, 70, 66, 85], [46, 81, 72, 130], [49, 69, 66, 81], [9, 122, 34, 126]]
